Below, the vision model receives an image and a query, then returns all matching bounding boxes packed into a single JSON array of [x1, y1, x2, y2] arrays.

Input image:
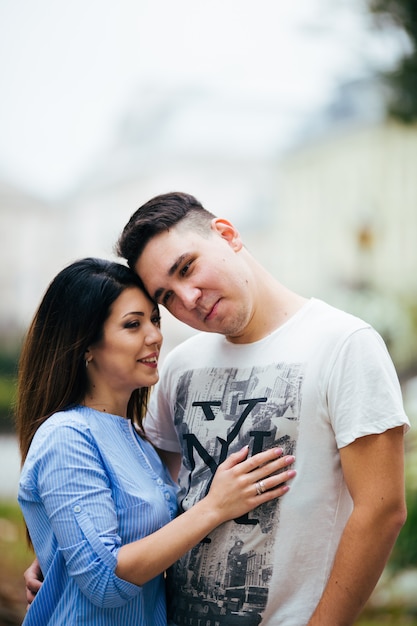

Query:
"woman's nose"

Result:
[[146, 325, 163, 346]]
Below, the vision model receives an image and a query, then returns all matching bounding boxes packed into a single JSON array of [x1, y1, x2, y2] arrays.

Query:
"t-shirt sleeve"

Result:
[[145, 364, 182, 453], [327, 327, 410, 448]]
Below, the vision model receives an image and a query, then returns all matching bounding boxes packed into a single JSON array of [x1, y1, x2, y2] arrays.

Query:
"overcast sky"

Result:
[[0, 0, 404, 199]]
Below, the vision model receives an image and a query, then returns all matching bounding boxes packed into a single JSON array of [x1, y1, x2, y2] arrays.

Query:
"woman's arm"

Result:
[[23, 434, 294, 600], [116, 445, 295, 586]]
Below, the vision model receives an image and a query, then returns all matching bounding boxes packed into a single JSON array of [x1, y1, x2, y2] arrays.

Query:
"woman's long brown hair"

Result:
[[16, 258, 154, 465]]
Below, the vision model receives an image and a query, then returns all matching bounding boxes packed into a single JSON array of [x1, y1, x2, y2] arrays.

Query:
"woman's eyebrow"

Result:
[[122, 311, 145, 318]]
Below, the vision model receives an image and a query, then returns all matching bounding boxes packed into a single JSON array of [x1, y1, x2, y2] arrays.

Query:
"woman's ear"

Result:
[[84, 348, 93, 367], [210, 218, 243, 251]]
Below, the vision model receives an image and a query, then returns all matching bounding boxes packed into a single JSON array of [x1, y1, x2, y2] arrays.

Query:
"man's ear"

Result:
[[210, 218, 243, 251]]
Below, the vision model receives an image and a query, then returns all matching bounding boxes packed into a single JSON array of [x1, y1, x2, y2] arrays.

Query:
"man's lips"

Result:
[[204, 299, 220, 321]]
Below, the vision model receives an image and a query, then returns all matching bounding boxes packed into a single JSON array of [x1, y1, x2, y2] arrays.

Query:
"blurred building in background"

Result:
[[1, 80, 416, 369], [248, 80, 417, 371], [0, 182, 68, 342], [0, 86, 285, 356], [66, 85, 284, 262], [265, 80, 416, 299]]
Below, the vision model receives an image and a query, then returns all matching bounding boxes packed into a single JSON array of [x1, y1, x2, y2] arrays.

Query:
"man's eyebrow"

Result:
[[168, 253, 188, 276], [154, 288, 164, 302], [153, 254, 189, 301]]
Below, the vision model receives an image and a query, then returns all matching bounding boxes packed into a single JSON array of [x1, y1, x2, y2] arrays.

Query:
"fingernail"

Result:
[[284, 455, 295, 463], [274, 447, 283, 455]]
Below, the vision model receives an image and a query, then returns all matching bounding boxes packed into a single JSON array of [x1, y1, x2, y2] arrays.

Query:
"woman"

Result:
[[16, 258, 296, 625]]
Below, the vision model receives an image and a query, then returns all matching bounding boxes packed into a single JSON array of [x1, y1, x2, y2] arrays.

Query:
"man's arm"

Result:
[[24, 557, 43, 605], [307, 426, 407, 626]]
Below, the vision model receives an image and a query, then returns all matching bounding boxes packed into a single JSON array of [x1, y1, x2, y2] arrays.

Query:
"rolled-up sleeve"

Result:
[[35, 423, 142, 607]]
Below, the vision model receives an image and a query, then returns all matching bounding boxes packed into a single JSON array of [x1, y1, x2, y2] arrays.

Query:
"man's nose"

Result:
[[178, 285, 200, 311]]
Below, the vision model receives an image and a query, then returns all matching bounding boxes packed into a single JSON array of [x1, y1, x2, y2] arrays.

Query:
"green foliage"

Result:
[[367, 0, 417, 122], [0, 500, 34, 621], [0, 502, 33, 576], [0, 501, 24, 524], [0, 350, 18, 433], [0, 376, 16, 433], [385, 53, 417, 122], [0, 351, 19, 377], [368, 0, 417, 38], [358, 612, 417, 624], [389, 486, 417, 571]]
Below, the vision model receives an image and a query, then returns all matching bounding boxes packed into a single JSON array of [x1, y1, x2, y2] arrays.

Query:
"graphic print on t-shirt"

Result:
[[167, 362, 303, 626]]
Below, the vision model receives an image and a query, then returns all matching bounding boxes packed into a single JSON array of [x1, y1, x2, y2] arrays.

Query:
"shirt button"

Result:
[[157, 478, 163, 485], [74, 505, 81, 513], [165, 493, 170, 500]]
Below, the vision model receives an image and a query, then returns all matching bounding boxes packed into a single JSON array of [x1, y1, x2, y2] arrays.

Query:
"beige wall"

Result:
[[264, 120, 417, 299], [0, 186, 70, 336], [2, 118, 416, 367]]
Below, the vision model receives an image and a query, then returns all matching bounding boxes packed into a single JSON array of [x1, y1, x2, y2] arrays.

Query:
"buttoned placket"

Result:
[[128, 421, 177, 518]]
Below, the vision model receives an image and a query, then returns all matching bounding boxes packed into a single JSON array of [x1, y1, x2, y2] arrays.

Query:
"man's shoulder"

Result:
[[308, 298, 371, 333], [167, 330, 223, 355], [160, 331, 226, 377]]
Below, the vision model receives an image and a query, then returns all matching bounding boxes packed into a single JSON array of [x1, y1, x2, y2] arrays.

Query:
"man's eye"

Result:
[[163, 291, 173, 306], [180, 262, 191, 277]]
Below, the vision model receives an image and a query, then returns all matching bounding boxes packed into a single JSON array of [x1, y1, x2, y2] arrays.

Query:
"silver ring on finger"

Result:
[[255, 479, 266, 496]]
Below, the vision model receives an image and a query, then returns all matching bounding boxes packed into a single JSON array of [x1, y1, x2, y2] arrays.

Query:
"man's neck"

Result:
[[227, 274, 308, 344]]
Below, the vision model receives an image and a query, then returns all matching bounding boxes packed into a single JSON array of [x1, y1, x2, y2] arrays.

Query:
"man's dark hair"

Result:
[[116, 192, 216, 269]]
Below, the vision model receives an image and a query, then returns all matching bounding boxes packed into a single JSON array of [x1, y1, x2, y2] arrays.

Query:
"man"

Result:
[[26, 191, 409, 625], [114, 192, 409, 625]]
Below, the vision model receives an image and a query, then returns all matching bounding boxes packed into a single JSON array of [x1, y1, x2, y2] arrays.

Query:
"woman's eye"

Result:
[[152, 315, 161, 327], [125, 321, 140, 329]]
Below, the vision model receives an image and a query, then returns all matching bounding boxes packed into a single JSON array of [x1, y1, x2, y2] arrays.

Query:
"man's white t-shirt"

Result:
[[146, 298, 409, 626]]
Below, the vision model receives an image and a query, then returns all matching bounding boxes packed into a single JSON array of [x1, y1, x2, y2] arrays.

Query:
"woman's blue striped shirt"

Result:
[[18, 405, 178, 625]]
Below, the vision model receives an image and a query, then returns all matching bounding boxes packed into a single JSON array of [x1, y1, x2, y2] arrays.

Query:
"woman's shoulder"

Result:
[[33, 405, 91, 444], [44, 404, 87, 426], [21, 407, 93, 480]]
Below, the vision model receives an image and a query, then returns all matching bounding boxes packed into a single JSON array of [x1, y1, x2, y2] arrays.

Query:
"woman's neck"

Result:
[[82, 395, 127, 418]]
